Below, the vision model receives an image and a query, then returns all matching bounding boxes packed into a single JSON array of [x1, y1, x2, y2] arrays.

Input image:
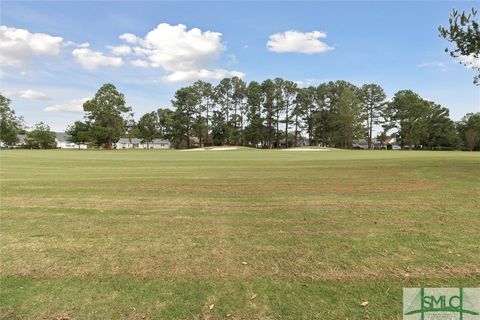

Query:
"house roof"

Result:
[[55, 132, 70, 142], [16, 134, 26, 143], [117, 138, 170, 144], [118, 138, 142, 144]]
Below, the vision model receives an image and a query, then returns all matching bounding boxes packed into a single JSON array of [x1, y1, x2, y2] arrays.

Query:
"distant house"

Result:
[[0, 134, 26, 148], [384, 136, 401, 150], [16, 134, 27, 147], [55, 132, 87, 149], [352, 139, 368, 149], [115, 138, 171, 149], [151, 139, 171, 149], [353, 139, 386, 150]]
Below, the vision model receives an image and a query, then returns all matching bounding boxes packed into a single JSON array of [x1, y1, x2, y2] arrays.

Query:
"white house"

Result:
[[115, 138, 171, 149], [55, 132, 87, 149]]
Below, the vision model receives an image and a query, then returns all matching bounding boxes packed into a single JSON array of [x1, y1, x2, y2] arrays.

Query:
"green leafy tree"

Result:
[[313, 83, 332, 146], [244, 81, 264, 147], [157, 108, 174, 140], [457, 112, 480, 150], [388, 90, 430, 149], [215, 78, 234, 145], [231, 77, 247, 145], [360, 84, 387, 149], [420, 102, 459, 150], [171, 87, 198, 148], [0, 94, 23, 147], [210, 110, 227, 146], [137, 111, 160, 148], [325, 81, 365, 148], [273, 78, 285, 147], [192, 81, 214, 146], [261, 79, 276, 148], [439, 8, 480, 84], [25, 122, 56, 149], [278, 80, 297, 148], [83, 83, 131, 149], [295, 86, 317, 146], [66, 121, 90, 148]]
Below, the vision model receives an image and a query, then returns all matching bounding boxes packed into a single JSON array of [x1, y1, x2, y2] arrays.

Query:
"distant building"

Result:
[[55, 132, 87, 149], [115, 138, 171, 149], [353, 139, 386, 150], [383, 136, 401, 150], [16, 134, 27, 147]]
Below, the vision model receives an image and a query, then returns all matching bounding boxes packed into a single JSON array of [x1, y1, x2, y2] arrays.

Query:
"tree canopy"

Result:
[[439, 8, 480, 84], [0, 94, 23, 147], [82, 83, 131, 149]]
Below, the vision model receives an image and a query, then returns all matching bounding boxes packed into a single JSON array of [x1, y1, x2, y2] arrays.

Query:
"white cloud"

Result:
[[267, 30, 333, 54], [294, 78, 322, 88], [118, 23, 243, 82], [131, 59, 150, 67], [108, 45, 132, 56], [44, 97, 89, 113], [163, 69, 245, 83], [459, 54, 480, 69], [19, 89, 50, 100], [72, 45, 123, 70], [121, 23, 225, 72], [0, 69, 5, 78], [0, 25, 64, 66], [119, 33, 138, 44], [417, 61, 448, 72]]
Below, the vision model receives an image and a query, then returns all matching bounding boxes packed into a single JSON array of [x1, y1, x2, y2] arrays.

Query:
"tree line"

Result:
[[1, 79, 479, 151]]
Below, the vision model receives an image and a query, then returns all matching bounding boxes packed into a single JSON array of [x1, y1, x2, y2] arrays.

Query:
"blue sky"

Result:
[[1, 1, 479, 131]]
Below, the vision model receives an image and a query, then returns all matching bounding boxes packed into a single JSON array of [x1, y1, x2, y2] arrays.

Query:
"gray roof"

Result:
[[353, 139, 383, 146], [118, 138, 141, 144], [16, 134, 26, 143], [117, 138, 170, 144], [55, 132, 70, 142]]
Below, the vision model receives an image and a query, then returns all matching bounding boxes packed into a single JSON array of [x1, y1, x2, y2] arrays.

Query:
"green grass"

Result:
[[1, 149, 479, 319]]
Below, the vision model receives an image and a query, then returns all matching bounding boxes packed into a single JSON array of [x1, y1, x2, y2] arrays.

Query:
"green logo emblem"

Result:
[[404, 288, 480, 320]]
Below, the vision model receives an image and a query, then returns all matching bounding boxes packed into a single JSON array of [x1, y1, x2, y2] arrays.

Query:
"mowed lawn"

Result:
[[0, 149, 479, 319]]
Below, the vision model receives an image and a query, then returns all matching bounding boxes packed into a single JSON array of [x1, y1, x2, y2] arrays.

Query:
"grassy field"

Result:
[[0, 149, 479, 319]]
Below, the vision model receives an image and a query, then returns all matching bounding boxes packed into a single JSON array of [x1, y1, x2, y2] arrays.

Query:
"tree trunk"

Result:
[[205, 102, 209, 146], [367, 107, 373, 150], [409, 125, 413, 150], [294, 115, 298, 147], [276, 114, 280, 148], [285, 103, 289, 148]]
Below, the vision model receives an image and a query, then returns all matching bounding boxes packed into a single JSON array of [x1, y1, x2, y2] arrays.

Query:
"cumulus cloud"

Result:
[[108, 45, 132, 56], [459, 54, 480, 69], [119, 33, 138, 44], [163, 69, 245, 83], [131, 59, 149, 67], [0, 25, 63, 66], [267, 30, 333, 54], [0, 23, 244, 82], [19, 89, 50, 100], [44, 97, 89, 113], [116, 23, 243, 82], [119, 23, 225, 71], [72, 45, 123, 70]]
